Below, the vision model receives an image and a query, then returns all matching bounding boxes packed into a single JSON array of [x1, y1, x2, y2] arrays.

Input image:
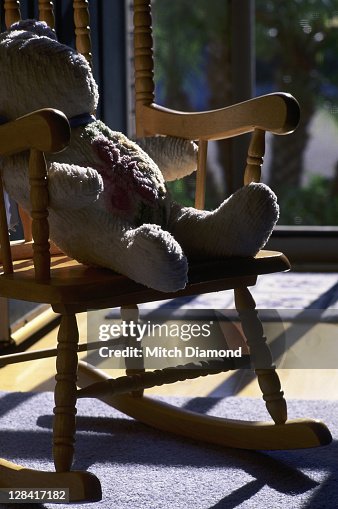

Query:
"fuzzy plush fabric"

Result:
[[0, 20, 279, 292], [135, 135, 199, 181]]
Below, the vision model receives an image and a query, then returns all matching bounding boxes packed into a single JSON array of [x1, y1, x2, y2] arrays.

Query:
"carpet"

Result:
[[0, 391, 337, 509], [100, 272, 338, 371], [133, 272, 338, 311]]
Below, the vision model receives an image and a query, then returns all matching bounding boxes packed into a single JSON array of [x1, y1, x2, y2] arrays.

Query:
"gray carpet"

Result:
[[0, 391, 337, 509], [136, 272, 338, 311]]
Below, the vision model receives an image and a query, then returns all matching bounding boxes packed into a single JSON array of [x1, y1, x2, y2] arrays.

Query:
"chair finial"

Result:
[[133, 0, 155, 135], [4, 0, 21, 30], [73, 0, 92, 64], [38, 0, 55, 29]]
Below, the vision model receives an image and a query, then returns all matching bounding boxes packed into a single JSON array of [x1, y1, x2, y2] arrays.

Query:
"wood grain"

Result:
[[4, 0, 21, 29], [235, 286, 287, 425], [73, 0, 92, 63], [28, 149, 50, 282], [244, 129, 265, 184], [38, 0, 55, 28], [53, 314, 79, 472]]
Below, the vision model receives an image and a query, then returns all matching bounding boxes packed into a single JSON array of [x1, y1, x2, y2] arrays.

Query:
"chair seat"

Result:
[[0, 250, 290, 311]]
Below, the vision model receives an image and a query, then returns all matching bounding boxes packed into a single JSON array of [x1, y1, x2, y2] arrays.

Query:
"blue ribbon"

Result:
[[68, 112, 96, 128]]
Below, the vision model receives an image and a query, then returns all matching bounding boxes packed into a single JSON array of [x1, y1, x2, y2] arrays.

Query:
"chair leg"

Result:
[[0, 312, 102, 502], [53, 313, 79, 472], [121, 304, 145, 398], [234, 286, 287, 425]]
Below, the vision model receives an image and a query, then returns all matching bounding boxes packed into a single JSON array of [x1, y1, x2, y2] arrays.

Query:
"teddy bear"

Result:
[[0, 20, 279, 292]]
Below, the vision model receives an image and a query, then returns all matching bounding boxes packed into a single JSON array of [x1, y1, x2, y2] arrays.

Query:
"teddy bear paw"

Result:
[[123, 224, 188, 292]]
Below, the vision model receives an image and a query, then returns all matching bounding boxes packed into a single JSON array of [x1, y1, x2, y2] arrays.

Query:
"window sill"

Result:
[[266, 226, 338, 268]]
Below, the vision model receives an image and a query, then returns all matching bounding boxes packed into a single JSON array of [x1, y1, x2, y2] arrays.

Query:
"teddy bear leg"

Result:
[[69, 221, 188, 293], [82, 224, 188, 292], [49, 210, 188, 293], [118, 224, 188, 292], [169, 182, 279, 259]]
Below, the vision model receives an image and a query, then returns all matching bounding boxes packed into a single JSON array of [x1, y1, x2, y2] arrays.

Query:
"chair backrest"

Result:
[[3, 1, 92, 61]]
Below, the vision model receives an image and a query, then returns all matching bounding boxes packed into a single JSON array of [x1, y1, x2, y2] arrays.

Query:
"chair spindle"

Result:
[[73, 0, 92, 64], [4, 0, 21, 29], [121, 304, 145, 398], [244, 128, 265, 185], [133, 0, 155, 136], [28, 149, 50, 282], [38, 0, 55, 29], [195, 140, 208, 210], [19, 206, 33, 242], [0, 177, 13, 274]]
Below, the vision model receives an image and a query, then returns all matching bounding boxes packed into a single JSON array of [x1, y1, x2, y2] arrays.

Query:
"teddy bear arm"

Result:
[[47, 162, 103, 209], [135, 136, 198, 181]]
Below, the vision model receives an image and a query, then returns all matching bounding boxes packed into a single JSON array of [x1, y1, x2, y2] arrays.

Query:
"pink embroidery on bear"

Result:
[[92, 135, 159, 219]]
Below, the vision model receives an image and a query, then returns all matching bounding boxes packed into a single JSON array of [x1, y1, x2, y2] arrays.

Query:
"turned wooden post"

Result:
[[121, 304, 145, 398], [28, 149, 50, 282], [53, 313, 79, 472], [194, 140, 208, 210], [244, 128, 265, 185], [38, 0, 55, 29], [234, 286, 287, 424], [0, 176, 13, 275], [133, 0, 155, 136], [18, 206, 33, 242], [73, 0, 92, 64], [4, 0, 21, 29], [133, 1, 208, 208]]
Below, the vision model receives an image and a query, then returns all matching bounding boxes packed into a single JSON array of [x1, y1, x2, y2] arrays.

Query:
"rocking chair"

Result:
[[0, 0, 331, 503]]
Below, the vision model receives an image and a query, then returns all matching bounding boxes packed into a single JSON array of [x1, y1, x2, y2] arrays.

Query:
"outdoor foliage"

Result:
[[256, 0, 338, 193], [153, 0, 229, 110], [152, 0, 338, 225], [279, 175, 338, 225]]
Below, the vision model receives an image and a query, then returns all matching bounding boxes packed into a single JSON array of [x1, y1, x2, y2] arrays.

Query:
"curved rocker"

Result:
[[77, 361, 332, 451], [0, 458, 102, 503]]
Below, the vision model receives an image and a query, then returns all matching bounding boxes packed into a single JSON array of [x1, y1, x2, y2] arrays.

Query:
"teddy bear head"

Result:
[[0, 20, 99, 121]]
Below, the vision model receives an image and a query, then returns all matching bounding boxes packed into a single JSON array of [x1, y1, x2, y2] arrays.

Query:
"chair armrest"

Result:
[[137, 92, 300, 140], [0, 108, 70, 156], [0, 109, 70, 281]]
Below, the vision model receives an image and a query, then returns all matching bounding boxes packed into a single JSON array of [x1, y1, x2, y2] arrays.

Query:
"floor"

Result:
[[1, 270, 337, 401]]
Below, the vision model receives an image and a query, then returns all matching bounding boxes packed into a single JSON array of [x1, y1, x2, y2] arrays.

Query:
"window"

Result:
[[256, 0, 338, 228], [151, 0, 338, 264]]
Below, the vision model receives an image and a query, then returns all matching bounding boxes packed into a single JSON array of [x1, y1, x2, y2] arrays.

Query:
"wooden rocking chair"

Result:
[[0, 0, 331, 503]]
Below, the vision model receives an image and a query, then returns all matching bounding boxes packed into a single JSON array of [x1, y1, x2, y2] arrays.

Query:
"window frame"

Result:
[[233, 0, 338, 266]]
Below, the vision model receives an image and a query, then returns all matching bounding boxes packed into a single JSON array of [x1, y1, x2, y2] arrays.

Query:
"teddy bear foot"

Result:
[[120, 224, 189, 293], [170, 182, 279, 259], [213, 182, 280, 257]]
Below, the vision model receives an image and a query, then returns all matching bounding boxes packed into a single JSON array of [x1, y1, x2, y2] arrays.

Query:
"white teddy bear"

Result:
[[0, 21, 279, 292]]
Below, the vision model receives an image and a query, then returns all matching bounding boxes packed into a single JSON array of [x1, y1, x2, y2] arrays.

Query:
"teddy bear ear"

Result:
[[9, 19, 57, 40]]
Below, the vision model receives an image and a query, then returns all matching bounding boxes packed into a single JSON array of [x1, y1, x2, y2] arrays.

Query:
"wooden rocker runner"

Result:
[[0, 0, 332, 504]]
